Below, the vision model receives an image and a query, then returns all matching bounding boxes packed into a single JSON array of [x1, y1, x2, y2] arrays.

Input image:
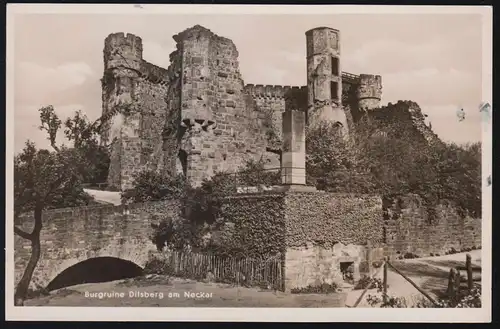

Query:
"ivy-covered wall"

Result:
[[218, 193, 287, 256], [284, 192, 384, 248]]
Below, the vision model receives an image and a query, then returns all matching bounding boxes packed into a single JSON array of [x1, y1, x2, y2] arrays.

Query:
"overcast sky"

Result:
[[12, 12, 485, 152]]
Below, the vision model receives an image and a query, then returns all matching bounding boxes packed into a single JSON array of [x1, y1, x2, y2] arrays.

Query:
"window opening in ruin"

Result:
[[178, 149, 188, 176], [330, 81, 339, 100], [340, 261, 355, 284], [331, 56, 339, 76]]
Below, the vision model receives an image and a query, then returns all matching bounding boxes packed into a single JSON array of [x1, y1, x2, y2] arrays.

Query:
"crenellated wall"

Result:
[[243, 84, 307, 152]]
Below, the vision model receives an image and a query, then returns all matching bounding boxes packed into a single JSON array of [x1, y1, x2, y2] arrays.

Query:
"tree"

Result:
[[14, 142, 89, 305], [305, 121, 373, 192], [13, 105, 117, 306]]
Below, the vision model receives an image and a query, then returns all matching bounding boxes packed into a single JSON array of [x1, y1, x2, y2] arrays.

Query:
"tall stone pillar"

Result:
[[306, 27, 348, 136], [281, 110, 306, 185]]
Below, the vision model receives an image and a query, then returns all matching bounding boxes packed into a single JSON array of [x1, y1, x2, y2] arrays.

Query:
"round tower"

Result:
[[305, 27, 347, 134], [101, 33, 144, 191], [356, 74, 382, 111], [103, 32, 143, 72]]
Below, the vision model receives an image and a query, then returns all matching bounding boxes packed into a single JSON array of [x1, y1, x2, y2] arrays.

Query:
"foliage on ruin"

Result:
[[212, 194, 287, 256], [306, 101, 482, 218], [121, 171, 186, 204], [305, 121, 375, 193], [128, 158, 282, 254], [284, 193, 384, 248]]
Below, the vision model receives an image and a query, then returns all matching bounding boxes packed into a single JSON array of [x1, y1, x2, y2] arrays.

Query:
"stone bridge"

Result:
[[14, 201, 180, 291]]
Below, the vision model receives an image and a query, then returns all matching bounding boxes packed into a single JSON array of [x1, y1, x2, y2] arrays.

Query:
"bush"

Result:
[[354, 276, 384, 290], [143, 255, 175, 276], [415, 286, 481, 308], [121, 170, 187, 204], [403, 252, 420, 259], [291, 282, 338, 294], [366, 294, 408, 308], [366, 284, 482, 308]]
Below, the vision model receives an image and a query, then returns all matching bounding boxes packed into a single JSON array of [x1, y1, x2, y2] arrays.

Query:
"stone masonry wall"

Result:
[[136, 62, 171, 171], [383, 194, 482, 256], [217, 191, 386, 290], [14, 200, 181, 290], [282, 192, 384, 289], [173, 25, 276, 186], [367, 100, 441, 145]]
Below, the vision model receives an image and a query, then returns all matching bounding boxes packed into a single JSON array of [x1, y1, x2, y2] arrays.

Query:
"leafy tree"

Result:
[[305, 110, 481, 217], [121, 170, 186, 204], [13, 105, 118, 306], [305, 121, 374, 192], [14, 142, 91, 305]]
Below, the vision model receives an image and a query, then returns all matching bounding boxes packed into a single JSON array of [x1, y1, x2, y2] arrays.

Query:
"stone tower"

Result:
[[305, 27, 348, 135], [356, 74, 382, 111], [101, 33, 144, 189]]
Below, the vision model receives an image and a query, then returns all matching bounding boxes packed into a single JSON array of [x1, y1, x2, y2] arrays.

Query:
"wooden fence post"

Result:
[[383, 256, 388, 304], [387, 261, 439, 306], [466, 253, 473, 292], [367, 241, 372, 278], [351, 259, 386, 308], [447, 268, 458, 300]]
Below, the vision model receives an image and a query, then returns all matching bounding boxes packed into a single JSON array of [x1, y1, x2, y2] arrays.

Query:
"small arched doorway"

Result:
[[46, 257, 144, 291]]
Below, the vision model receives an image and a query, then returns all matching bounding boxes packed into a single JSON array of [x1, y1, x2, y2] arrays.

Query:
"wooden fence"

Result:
[[349, 256, 440, 307], [159, 250, 285, 290], [447, 253, 482, 301], [349, 253, 482, 308]]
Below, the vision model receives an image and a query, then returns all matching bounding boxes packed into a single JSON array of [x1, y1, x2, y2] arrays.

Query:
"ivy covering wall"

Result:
[[284, 193, 384, 248], [215, 192, 384, 255], [217, 193, 287, 256]]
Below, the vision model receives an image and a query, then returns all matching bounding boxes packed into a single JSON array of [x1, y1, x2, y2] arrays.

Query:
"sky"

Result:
[[11, 12, 485, 152]]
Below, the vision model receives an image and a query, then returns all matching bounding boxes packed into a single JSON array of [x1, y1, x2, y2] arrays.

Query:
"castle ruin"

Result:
[[100, 25, 384, 190]]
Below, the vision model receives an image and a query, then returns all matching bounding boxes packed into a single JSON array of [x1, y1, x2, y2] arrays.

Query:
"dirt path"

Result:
[[84, 189, 121, 205], [26, 276, 347, 307], [345, 250, 482, 307]]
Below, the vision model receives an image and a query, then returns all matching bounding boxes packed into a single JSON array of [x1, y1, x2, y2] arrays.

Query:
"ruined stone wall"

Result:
[[14, 200, 181, 290], [136, 62, 170, 171], [383, 194, 482, 256], [364, 100, 441, 145], [101, 33, 175, 190], [172, 25, 277, 186]]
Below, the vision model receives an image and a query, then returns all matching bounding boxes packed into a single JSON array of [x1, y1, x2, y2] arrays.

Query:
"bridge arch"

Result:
[[34, 243, 154, 290], [46, 256, 144, 291]]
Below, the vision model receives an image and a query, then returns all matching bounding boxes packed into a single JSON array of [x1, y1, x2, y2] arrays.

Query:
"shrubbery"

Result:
[[366, 283, 481, 308], [126, 159, 281, 253], [354, 276, 384, 290], [290, 282, 338, 294], [306, 104, 481, 218]]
